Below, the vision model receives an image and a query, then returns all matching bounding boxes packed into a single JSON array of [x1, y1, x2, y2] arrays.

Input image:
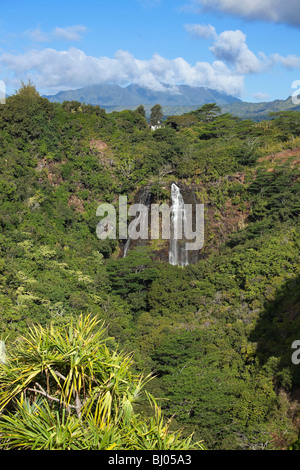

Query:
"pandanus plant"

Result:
[[0, 314, 205, 450]]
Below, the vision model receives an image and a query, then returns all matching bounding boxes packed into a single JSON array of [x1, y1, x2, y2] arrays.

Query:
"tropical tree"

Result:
[[191, 103, 222, 122], [135, 105, 146, 118], [0, 315, 205, 450], [150, 104, 163, 126]]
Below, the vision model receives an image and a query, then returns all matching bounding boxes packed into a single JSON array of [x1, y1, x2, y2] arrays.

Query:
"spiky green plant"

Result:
[[0, 315, 205, 450]]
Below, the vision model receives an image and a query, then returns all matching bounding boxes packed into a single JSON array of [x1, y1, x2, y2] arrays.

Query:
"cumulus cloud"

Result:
[[185, 24, 300, 74], [210, 29, 262, 74], [185, 25, 264, 74], [185, 0, 300, 27], [0, 47, 245, 96], [2, 22, 299, 98]]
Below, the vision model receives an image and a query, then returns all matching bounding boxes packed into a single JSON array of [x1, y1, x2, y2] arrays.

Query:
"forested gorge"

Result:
[[0, 83, 299, 450]]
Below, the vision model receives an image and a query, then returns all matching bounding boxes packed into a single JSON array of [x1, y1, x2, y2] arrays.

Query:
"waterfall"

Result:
[[123, 187, 152, 258], [169, 183, 189, 267], [123, 232, 131, 258], [122, 183, 197, 265]]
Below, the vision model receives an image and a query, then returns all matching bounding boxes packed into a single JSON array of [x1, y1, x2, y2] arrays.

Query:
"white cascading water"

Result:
[[169, 183, 189, 267], [123, 231, 131, 258]]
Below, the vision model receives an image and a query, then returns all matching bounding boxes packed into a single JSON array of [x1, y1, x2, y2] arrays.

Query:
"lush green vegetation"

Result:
[[0, 83, 299, 450], [0, 315, 204, 450]]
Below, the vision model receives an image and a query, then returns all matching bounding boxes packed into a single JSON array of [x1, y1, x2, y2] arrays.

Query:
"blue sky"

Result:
[[1, 0, 300, 102]]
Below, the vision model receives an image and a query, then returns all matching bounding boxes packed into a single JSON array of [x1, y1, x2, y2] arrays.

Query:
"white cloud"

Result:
[[0, 47, 245, 96], [2, 23, 299, 98], [53, 26, 87, 41], [26, 25, 50, 43], [184, 23, 217, 39], [270, 53, 300, 69], [185, 24, 300, 75], [25, 25, 87, 43], [210, 29, 262, 74], [185, 0, 300, 26], [252, 91, 270, 101]]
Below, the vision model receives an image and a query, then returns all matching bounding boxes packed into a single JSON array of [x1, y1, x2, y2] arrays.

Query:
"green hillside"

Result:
[[222, 96, 300, 121], [0, 84, 299, 450], [110, 97, 300, 122]]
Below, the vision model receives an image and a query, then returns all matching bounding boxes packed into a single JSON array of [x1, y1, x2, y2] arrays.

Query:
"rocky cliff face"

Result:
[[121, 177, 249, 265]]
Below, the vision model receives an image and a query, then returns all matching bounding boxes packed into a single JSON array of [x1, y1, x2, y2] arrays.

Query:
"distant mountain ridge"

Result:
[[44, 83, 300, 121], [44, 83, 240, 108], [222, 97, 300, 121]]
